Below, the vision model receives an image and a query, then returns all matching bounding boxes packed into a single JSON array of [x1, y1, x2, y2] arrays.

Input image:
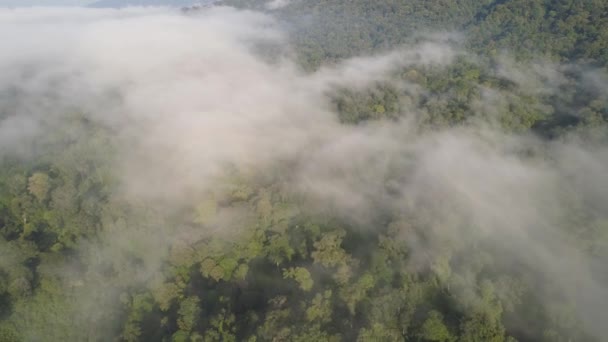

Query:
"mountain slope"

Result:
[[88, 0, 212, 8]]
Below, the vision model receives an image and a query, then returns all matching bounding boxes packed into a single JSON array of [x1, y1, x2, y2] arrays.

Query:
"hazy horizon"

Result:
[[0, 0, 95, 6]]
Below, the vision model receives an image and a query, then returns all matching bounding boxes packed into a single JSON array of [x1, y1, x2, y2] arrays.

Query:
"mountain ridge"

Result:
[[88, 0, 216, 8]]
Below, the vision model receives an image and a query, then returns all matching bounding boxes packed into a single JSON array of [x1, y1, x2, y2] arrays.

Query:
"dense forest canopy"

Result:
[[0, 1, 607, 341]]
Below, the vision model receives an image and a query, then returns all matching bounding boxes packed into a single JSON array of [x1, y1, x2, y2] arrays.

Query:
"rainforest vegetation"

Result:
[[0, 1, 607, 341]]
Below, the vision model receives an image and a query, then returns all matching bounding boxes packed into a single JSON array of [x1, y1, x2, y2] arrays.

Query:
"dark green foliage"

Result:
[[1, 1, 607, 341]]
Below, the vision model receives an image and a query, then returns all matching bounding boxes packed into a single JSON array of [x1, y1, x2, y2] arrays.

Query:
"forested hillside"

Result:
[[225, 0, 608, 69], [0, 1, 607, 341]]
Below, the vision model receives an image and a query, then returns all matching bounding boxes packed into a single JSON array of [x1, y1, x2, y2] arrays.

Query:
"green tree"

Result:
[[177, 296, 201, 333], [419, 311, 452, 342], [283, 267, 314, 291], [27, 172, 50, 202]]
